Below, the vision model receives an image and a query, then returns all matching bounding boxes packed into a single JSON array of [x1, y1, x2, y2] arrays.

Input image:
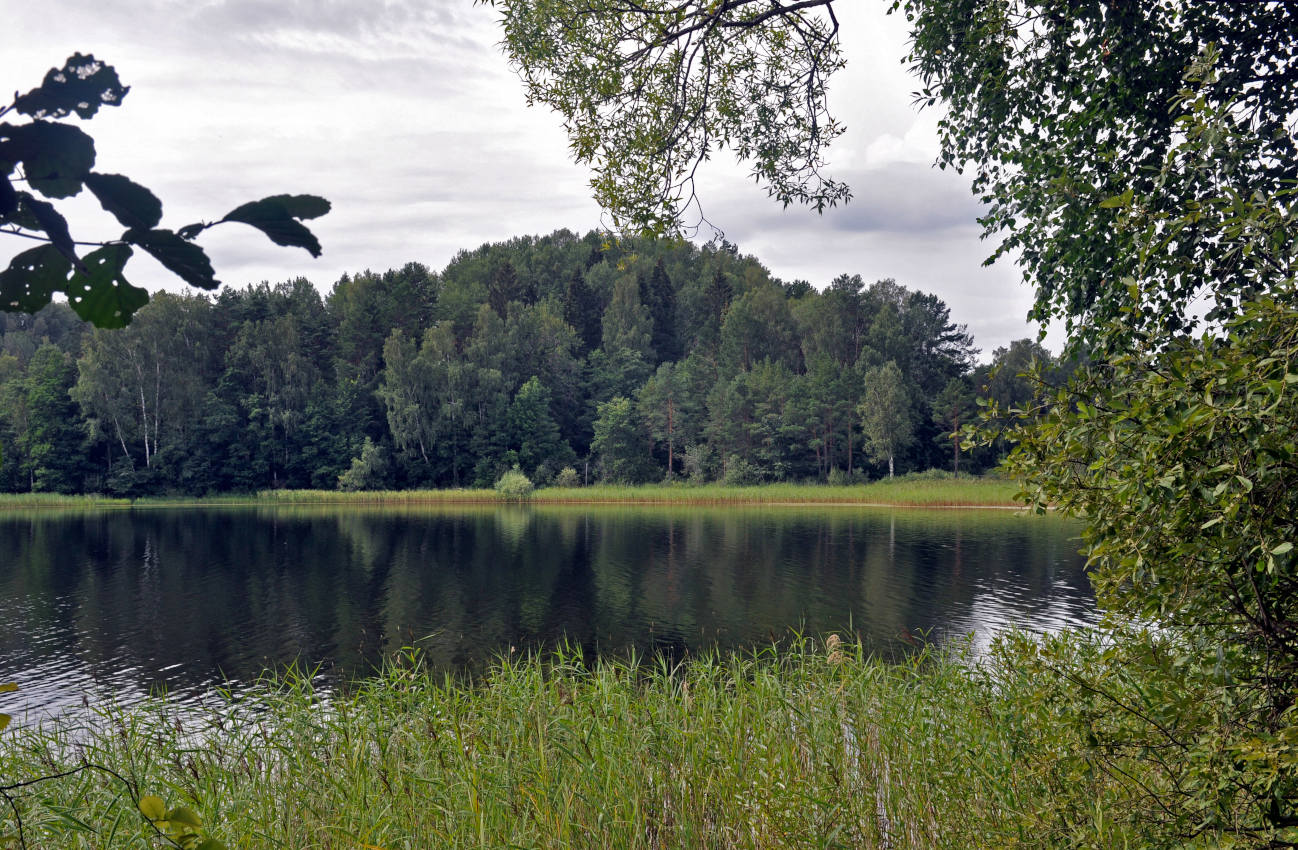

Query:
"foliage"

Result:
[[897, 0, 1298, 341], [999, 289, 1298, 844], [931, 377, 974, 474], [338, 437, 389, 492], [553, 466, 580, 488], [480, 0, 846, 234], [1, 687, 226, 850], [0, 232, 996, 495], [859, 360, 913, 479], [494, 465, 535, 500], [980, 60, 1298, 844], [1, 55, 329, 327], [591, 396, 656, 484]]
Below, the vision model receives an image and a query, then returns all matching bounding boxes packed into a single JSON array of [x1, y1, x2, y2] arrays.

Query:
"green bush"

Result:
[[493, 466, 534, 500], [553, 466, 580, 488], [721, 455, 763, 487]]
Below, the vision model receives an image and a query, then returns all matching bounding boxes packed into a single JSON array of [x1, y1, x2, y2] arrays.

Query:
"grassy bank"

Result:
[[1, 636, 1234, 849], [0, 476, 1021, 511]]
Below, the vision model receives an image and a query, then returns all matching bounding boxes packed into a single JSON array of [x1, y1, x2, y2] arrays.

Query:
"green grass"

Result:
[[0, 640, 1047, 849], [530, 476, 1018, 506], [0, 476, 1020, 511], [0, 493, 132, 509], [3, 636, 1261, 848]]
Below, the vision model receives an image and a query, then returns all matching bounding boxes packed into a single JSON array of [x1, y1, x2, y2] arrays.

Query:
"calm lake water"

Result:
[[0, 504, 1095, 721]]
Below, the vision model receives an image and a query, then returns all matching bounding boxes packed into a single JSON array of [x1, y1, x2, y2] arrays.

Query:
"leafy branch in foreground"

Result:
[[480, 0, 848, 236], [976, 61, 1298, 846], [0, 53, 329, 327]]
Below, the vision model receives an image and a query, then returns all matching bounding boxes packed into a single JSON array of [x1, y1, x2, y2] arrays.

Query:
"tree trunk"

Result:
[[666, 396, 674, 479]]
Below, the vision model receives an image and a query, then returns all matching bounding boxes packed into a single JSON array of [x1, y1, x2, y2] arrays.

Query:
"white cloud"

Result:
[[0, 0, 1050, 354]]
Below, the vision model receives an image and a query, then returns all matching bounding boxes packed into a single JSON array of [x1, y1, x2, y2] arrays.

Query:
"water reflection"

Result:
[[0, 505, 1093, 720]]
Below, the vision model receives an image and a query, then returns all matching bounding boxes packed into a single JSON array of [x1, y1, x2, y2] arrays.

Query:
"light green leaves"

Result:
[[488, 0, 845, 234], [0, 682, 17, 732], [140, 794, 226, 850]]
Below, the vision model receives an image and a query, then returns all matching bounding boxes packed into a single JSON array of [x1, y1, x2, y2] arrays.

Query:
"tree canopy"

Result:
[[479, 0, 847, 235]]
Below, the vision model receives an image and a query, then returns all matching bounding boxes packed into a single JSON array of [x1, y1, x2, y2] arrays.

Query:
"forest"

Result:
[[0, 229, 1058, 496]]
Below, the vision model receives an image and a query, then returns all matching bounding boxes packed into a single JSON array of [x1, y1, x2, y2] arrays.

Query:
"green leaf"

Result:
[[0, 713, 9, 732], [166, 806, 203, 828], [0, 683, 17, 694], [220, 194, 331, 257], [65, 244, 149, 328], [0, 244, 71, 313], [13, 53, 129, 120], [19, 194, 79, 267], [195, 839, 227, 850], [85, 173, 162, 230], [125, 228, 218, 289], [138, 795, 167, 821], [1098, 188, 1134, 209], [1272, 542, 1293, 556], [7, 121, 96, 199]]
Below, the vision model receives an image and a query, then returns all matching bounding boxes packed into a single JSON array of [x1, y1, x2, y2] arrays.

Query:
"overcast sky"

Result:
[[1, 0, 1052, 357]]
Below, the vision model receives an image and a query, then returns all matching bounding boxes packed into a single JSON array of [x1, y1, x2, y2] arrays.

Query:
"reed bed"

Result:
[[1, 638, 1104, 850], [529, 477, 1018, 507], [0, 477, 1019, 512], [0, 493, 131, 509]]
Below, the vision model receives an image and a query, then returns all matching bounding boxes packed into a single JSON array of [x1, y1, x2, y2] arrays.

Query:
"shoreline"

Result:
[[0, 478, 1025, 511]]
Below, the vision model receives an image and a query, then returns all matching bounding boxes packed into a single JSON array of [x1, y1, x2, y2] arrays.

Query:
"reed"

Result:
[[0, 476, 1018, 512], [0, 637, 1156, 849]]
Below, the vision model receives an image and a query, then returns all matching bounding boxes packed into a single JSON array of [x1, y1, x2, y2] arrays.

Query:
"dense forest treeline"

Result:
[[0, 230, 1066, 496]]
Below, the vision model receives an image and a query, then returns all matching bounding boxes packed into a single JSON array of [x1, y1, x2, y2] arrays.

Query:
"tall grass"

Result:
[[0, 493, 131, 509], [0, 477, 1019, 511], [531, 476, 1018, 507], [0, 637, 1152, 849]]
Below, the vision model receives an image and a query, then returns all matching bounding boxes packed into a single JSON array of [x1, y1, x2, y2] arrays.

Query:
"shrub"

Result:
[[722, 455, 763, 487], [553, 466, 580, 488], [494, 466, 534, 500]]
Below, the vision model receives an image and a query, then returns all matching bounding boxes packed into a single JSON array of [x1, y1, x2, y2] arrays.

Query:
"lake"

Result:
[[0, 504, 1094, 721]]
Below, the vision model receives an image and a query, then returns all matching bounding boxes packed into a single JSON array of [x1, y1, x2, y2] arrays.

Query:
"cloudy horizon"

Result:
[[1, 0, 1053, 359]]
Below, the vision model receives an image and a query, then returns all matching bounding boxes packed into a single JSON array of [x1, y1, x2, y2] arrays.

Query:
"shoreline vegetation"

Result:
[[0, 637, 1173, 849], [0, 474, 1022, 511]]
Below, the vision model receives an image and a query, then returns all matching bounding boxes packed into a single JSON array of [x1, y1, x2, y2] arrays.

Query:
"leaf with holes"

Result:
[[65, 244, 148, 328], [125, 228, 218, 289], [220, 194, 330, 257], [12, 53, 129, 120], [0, 244, 71, 313], [85, 173, 162, 230]]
